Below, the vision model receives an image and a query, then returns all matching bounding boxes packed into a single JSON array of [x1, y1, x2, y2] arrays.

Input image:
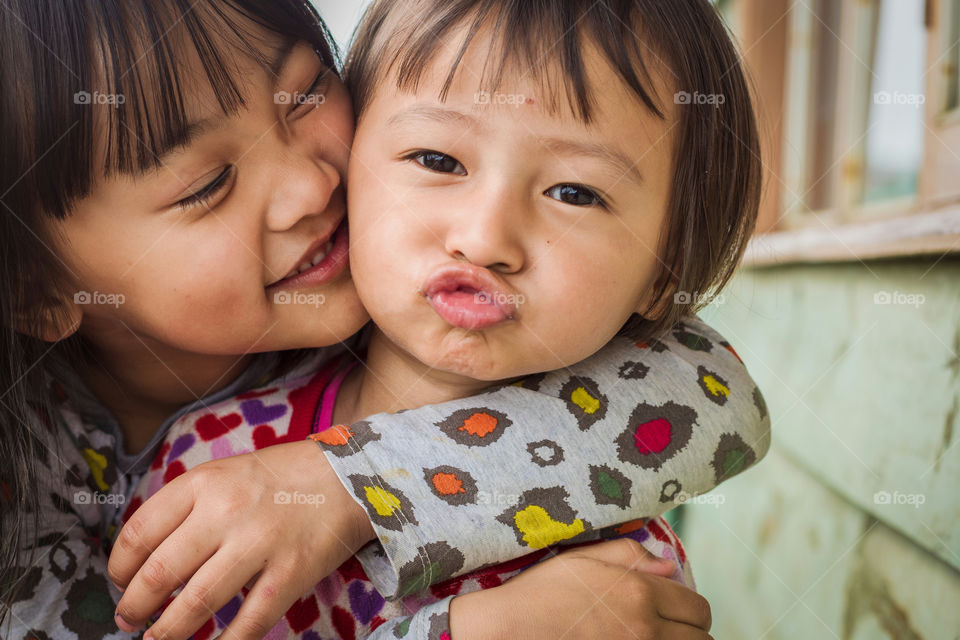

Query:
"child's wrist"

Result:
[[296, 440, 375, 549], [449, 590, 508, 640]]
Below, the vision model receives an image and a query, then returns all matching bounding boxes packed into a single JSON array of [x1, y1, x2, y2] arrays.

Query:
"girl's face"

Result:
[[51, 36, 368, 356], [347, 35, 677, 381]]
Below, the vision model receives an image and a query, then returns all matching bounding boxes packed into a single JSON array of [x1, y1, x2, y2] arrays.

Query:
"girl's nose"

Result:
[[265, 153, 342, 232]]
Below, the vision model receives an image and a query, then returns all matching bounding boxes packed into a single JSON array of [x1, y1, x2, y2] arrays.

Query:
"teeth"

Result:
[[288, 240, 335, 279], [310, 241, 334, 267]]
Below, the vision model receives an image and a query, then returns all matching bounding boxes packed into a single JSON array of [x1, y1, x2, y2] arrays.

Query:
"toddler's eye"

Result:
[[545, 184, 607, 208], [408, 151, 467, 176]]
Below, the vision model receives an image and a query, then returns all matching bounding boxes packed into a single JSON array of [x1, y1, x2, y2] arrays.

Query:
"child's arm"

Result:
[[316, 315, 770, 598], [2, 420, 128, 639], [367, 538, 710, 640], [109, 315, 764, 637]]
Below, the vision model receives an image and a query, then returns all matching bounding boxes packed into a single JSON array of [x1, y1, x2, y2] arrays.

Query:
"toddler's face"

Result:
[[347, 35, 677, 381]]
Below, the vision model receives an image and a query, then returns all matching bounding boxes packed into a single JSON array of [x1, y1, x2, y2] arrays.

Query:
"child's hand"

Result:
[[108, 440, 374, 640], [450, 538, 713, 640]]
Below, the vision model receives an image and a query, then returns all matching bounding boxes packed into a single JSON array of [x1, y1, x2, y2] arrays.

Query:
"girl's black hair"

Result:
[[0, 0, 338, 616]]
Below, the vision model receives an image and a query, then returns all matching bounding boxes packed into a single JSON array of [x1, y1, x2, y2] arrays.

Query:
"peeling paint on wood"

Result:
[[698, 257, 960, 570]]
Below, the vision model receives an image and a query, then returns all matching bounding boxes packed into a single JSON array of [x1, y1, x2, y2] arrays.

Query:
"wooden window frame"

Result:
[[739, 0, 960, 266]]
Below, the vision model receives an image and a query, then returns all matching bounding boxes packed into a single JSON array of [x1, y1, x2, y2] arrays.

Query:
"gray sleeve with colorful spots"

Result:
[[366, 598, 453, 640], [3, 412, 132, 639], [314, 315, 772, 599]]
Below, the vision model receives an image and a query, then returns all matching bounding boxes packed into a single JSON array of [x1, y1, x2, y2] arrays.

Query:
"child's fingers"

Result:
[[108, 479, 196, 589], [142, 548, 269, 640], [562, 538, 674, 575], [113, 516, 219, 630], [645, 576, 712, 631], [659, 622, 713, 640], [217, 570, 314, 640]]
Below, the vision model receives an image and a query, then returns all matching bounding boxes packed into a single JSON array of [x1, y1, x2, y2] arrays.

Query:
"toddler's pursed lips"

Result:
[[421, 264, 520, 330]]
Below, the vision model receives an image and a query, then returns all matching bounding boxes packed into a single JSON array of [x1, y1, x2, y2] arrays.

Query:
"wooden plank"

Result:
[[920, 0, 960, 207], [742, 205, 960, 266], [835, 0, 881, 215], [735, 0, 790, 234], [779, 2, 815, 220], [698, 257, 960, 569], [683, 448, 960, 639]]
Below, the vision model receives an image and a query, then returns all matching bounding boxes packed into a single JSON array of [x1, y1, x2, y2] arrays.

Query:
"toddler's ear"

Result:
[[14, 295, 83, 342], [635, 274, 679, 320]]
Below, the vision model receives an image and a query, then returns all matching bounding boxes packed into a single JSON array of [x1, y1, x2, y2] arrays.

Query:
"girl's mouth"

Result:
[[421, 264, 520, 331], [267, 217, 350, 291]]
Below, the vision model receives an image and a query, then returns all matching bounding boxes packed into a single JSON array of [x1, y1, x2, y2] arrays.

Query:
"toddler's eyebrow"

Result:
[[538, 138, 644, 187], [387, 105, 484, 130]]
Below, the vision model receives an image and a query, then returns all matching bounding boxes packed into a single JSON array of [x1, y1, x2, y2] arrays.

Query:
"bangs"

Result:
[[1, 0, 338, 221], [346, 0, 668, 123]]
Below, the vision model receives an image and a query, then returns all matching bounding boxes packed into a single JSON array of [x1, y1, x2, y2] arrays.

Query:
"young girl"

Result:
[[0, 0, 764, 638], [104, 0, 767, 638]]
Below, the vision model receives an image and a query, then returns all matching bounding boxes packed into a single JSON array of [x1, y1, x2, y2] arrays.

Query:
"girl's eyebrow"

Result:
[[142, 115, 227, 172], [267, 37, 299, 79]]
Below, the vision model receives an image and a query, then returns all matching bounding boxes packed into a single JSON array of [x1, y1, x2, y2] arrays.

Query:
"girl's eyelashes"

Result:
[[290, 68, 331, 117], [404, 150, 467, 176], [544, 184, 609, 209], [176, 165, 234, 210]]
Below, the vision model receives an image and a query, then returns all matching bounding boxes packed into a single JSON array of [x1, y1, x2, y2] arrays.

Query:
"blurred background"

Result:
[[319, 1, 960, 637], [685, 2, 959, 638]]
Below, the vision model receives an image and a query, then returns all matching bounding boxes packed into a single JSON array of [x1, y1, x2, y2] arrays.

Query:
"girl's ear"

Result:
[[15, 295, 83, 342]]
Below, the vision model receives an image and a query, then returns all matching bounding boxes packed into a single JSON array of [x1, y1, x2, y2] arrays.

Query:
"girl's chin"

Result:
[[268, 312, 371, 349]]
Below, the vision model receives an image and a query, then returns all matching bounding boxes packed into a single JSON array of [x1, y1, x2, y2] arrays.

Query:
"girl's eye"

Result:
[[291, 69, 330, 115], [544, 184, 608, 208], [407, 151, 467, 176], [176, 166, 233, 210]]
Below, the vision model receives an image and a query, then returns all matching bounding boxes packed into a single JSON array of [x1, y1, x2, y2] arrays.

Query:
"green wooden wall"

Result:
[[680, 256, 960, 639]]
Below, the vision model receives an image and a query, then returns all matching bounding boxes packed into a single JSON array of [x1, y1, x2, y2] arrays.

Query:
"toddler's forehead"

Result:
[[348, 1, 676, 127], [370, 37, 673, 129]]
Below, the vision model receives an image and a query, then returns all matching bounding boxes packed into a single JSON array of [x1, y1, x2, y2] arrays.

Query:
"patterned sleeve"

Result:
[[313, 316, 771, 599], [3, 413, 129, 640], [365, 599, 453, 640]]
